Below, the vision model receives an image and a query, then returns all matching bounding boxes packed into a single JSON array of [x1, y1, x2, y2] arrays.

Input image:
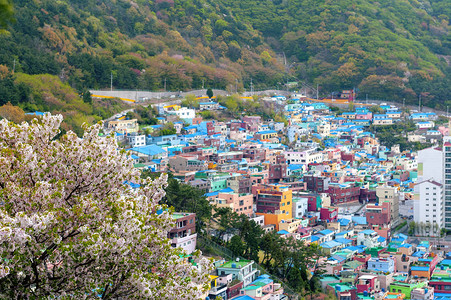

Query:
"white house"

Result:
[[284, 149, 323, 165], [415, 121, 435, 130], [127, 134, 146, 147], [168, 107, 196, 120], [414, 179, 443, 232], [292, 197, 309, 219]]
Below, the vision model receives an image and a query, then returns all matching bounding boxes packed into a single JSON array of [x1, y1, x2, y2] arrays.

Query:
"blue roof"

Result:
[[128, 145, 166, 156], [277, 230, 290, 235], [329, 255, 346, 262], [311, 235, 321, 242], [343, 245, 366, 253], [25, 111, 46, 116], [360, 229, 375, 235], [321, 240, 341, 248], [288, 164, 304, 171], [124, 181, 140, 189], [200, 102, 217, 105], [352, 216, 368, 225], [233, 296, 255, 300], [257, 130, 277, 135], [411, 266, 429, 271], [204, 191, 219, 197], [335, 238, 352, 245], [319, 229, 334, 235], [412, 250, 426, 257], [336, 229, 350, 236], [378, 236, 386, 242]]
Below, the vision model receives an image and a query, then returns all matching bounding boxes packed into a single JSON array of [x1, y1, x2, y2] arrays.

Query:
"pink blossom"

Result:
[[0, 114, 212, 298]]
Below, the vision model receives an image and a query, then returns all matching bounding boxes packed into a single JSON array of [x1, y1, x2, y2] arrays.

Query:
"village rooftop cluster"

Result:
[[104, 94, 451, 300]]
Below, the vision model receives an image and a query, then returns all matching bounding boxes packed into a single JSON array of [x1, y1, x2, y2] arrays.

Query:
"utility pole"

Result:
[[447, 106, 449, 118], [316, 84, 319, 100], [250, 78, 253, 95], [419, 94, 421, 112], [403, 98, 405, 109], [202, 79, 204, 89], [110, 72, 113, 91]]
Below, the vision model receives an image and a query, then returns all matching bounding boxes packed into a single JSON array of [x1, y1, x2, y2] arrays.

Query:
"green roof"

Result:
[[242, 285, 259, 290], [320, 276, 340, 282], [343, 261, 363, 269], [220, 260, 252, 269], [357, 294, 373, 300], [172, 213, 189, 219], [328, 283, 356, 292], [431, 277, 451, 282]]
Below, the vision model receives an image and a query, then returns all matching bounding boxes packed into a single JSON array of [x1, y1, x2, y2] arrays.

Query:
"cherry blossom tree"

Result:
[[0, 114, 212, 299]]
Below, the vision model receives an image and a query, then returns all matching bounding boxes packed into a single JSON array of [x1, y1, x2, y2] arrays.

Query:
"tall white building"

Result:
[[444, 136, 451, 229], [414, 146, 445, 233], [414, 179, 443, 231]]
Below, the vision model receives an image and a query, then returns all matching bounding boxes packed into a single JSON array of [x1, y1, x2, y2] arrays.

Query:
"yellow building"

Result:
[[256, 130, 278, 140], [107, 119, 139, 134], [256, 184, 293, 231], [278, 218, 303, 233]]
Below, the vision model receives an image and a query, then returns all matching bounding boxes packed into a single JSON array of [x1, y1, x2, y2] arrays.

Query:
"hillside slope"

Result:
[[0, 0, 449, 107]]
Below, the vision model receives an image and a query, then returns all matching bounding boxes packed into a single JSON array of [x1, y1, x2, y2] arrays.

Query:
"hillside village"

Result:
[[105, 94, 451, 300]]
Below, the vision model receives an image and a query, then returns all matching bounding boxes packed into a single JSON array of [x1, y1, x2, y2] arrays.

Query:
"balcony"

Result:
[[209, 284, 227, 296], [171, 233, 197, 245]]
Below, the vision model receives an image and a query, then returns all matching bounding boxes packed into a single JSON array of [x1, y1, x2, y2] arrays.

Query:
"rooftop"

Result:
[[220, 259, 253, 269]]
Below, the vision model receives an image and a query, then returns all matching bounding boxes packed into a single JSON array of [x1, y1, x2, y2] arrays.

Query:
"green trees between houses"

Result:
[[141, 170, 324, 296], [0, 0, 449, 108]]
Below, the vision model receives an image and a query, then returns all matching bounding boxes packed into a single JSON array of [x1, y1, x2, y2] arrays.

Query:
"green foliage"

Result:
[[0, 0, 449, 107], [206, 88, 214, 99], [369, 121, 432, 151], [409, 221, 416, 235], [141, 171, 211, 233], [0, 0, 14, 29], [369, 106, 385, 114], [0, 71, 30, 106], [394, 221, 408, 231], [0, 72, 129, 134], [155, 122, 177, 136], [213, 207, 322, 293], [127, 105, 158, 126], [181, 94, 200, 108]]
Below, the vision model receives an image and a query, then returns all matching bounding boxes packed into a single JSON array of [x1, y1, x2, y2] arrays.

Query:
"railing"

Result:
[[197, 234, 299, 299]]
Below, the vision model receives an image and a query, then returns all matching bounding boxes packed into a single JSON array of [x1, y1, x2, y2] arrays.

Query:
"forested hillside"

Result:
[[0, 0, 450, 108]]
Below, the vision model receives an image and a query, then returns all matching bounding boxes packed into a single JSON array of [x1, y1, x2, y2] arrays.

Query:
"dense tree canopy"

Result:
[[0, 0, 449, 107]]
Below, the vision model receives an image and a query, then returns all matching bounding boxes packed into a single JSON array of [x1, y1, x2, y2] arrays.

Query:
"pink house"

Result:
[[356, 274, 380, 293], [356, 112, 373, 120], [326, 148, 342, 161], [239, 275, 284, 300], [209, 192, 254, 216]]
